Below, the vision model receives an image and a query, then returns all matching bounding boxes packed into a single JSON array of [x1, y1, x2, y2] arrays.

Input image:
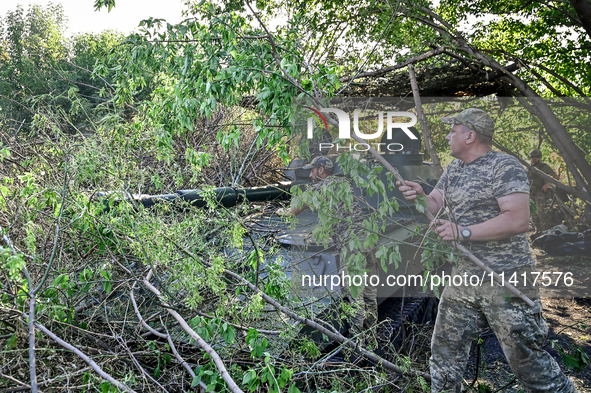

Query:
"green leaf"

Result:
[[99, 382, 112, 393], [288, 384, 301, 393], [6, 334, 17, 350], [221, 324, 236, 344], [245, 328, 258, 345], [191, 375, 202, 388], [363, 233, 379, 249], [387, 245, 401, 269], [278, 367, 293, 388], [252, 338, 268, 358], [477, 383, 492, 393], [100, 270, 112, 294], [415, 195, 426, 214], [243, 370, 256, 384]]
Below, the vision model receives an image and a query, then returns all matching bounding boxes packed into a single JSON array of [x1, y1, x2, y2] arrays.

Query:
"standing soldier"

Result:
[[278, 156, 378, 336], [397, 109, 577, 393], [528, 149, 559, 231]]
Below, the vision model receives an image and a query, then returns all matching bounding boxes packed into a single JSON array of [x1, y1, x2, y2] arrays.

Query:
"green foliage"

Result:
[[476, 383, 493, 393], [529, 197, 538, 216], [2, 1, 587, 391], [246, 328, 269, 358], [416, 376, 429, 392], [0, 247, 25, 284], [195, 364, 223, 392], [99, 381, 116, 393], [438, 0, 590, 96], [0, 4, 125, 135], [420, 229, 457, 271], [552, 340, 590, 373], [297, 336, 321, 359], [292, 152, 407, 297], [241, 347, 297, 392], [5, 333, 17, 350], [415, 195, 427, 214], [221, 322, 236, 344], [0, 143, 10, 161], [100, 2, 342, 168], [93, 0, 117, 12], [99, 269, 112, 293]]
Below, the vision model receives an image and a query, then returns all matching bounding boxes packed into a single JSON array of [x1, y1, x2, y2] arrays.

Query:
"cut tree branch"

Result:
[[129, 287, 208, 392], [22, 268, 38, 393], [168, 241, 432, 380], [16, 315, 136, 392], [142, 270, 244, 393]]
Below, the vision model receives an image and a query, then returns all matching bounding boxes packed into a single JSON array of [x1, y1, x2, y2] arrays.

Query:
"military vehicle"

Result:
[[110, 125, 443, 356], [274, 127, 442, 352]]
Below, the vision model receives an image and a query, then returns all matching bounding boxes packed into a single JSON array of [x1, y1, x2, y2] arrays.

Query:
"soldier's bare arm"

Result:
[[433, 193, 530, 242]]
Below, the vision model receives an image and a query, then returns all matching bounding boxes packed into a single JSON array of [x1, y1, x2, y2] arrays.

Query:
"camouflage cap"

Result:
[[302, 156, 334, 171], [440, 108, 495, 137], [529, 148, 542, 158]]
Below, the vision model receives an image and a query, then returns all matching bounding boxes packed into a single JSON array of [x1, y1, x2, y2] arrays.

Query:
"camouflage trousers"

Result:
[[341, 249, 378, 335], [531, 191, 554, 231], [430, 267, 577, 393]]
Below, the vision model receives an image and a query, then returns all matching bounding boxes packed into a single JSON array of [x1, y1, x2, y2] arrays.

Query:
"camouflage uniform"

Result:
[[528, 159, 558, 230], [305, 169, 378, 334], [431, 150, 576, 393]]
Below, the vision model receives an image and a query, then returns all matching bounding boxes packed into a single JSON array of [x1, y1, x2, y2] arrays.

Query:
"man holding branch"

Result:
[[397, 108, 576, 393]]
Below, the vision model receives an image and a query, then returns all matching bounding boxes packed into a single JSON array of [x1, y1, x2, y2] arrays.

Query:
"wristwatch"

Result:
[[461, 226, 472, 241]]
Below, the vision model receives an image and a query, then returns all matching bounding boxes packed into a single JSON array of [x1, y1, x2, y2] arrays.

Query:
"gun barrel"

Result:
[[99, 181, 301, 210]]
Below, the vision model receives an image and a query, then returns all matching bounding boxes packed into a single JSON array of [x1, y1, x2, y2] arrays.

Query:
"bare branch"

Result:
[[34, 146, 73, 294], [168, 242, 431, 380], [130, 288, 167, 339], [193, 310, 281, 335], [143, 270, 244, 393], [130, 285, 208, 391], [116, 336, 170, 393], [22, 268, 38, 393], [340, 47, 444, 82], [163, 322, 208, 392], [16, 316, 137, 392], [0, 371, 38, 393]]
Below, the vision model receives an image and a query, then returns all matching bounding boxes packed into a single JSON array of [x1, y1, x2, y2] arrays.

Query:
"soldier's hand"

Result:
[[396, 180, 424, 201], [433, 219, 461, 241], [542, 183, 551, 192]]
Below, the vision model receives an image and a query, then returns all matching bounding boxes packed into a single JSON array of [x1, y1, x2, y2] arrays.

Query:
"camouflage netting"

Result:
[[341, 61, 515, 98]]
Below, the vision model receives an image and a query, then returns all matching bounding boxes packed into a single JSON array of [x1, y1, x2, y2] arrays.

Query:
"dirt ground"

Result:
[[461, 250, 591, 392]]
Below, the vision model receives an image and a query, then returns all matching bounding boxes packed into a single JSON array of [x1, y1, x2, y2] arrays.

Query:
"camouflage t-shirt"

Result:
[[435, 150, 534, 272], [307, 176, 365, 249], [528, 161, 557, 194]]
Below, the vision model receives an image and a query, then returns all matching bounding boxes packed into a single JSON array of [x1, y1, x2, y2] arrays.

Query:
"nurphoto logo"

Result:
[[304, 105, 418, 152]]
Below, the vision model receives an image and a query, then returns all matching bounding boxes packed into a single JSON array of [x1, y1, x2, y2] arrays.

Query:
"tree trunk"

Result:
[[570, 0, 591, 41], [408, 64, 443, 175]]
